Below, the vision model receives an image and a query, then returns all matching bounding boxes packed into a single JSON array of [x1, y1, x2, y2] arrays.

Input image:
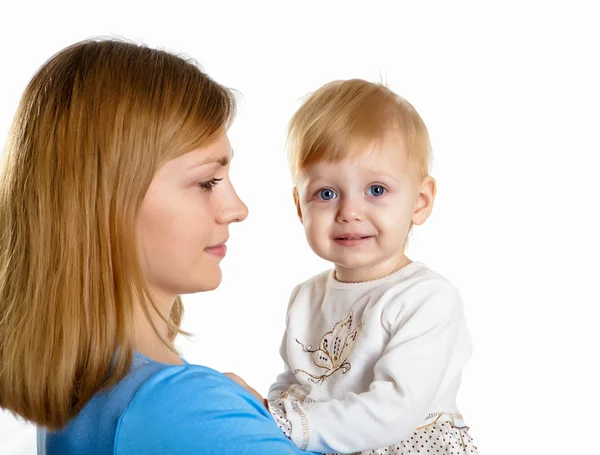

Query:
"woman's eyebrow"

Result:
[[187, 149, 234, 170]]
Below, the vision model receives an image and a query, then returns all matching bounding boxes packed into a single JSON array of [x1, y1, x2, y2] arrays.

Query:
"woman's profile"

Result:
[[0, 38, 317, 455]]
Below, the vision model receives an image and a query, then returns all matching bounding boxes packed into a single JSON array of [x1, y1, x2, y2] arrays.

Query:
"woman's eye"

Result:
[[317, 188, 337, 201], [367, 185, 386, 197], [199, 178, 223, 192]]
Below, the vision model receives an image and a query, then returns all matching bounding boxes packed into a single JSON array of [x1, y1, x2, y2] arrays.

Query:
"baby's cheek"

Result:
[[304, 227, 326, 254]]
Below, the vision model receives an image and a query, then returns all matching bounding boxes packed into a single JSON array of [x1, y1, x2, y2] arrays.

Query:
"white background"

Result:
[[1, 1, 599, 454]]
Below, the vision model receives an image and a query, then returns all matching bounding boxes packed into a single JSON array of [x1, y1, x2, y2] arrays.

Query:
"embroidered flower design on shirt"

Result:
[[294, 310, 364, 384]]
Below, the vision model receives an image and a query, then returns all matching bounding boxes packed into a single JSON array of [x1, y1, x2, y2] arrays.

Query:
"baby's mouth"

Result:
[[334, 234, 373, 240]]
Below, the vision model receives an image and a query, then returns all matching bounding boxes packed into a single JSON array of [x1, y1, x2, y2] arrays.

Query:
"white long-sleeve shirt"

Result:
[[267, 262, 473, 454]]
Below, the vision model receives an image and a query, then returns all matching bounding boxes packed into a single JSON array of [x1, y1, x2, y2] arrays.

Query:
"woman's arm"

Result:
[[114, 365, 320, 455]]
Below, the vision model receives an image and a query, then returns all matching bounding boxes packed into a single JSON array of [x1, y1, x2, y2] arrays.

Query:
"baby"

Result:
[[266, 79, 478, 455]]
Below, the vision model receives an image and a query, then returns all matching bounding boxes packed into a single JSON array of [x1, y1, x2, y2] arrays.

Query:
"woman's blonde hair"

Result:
[[0, 39, 235, 429], [288, 79, 432, 182]]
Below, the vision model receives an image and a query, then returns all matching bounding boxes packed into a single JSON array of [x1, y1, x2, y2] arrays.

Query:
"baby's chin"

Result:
[[326, 255, 377, 272], [308, 240, 385, 272]]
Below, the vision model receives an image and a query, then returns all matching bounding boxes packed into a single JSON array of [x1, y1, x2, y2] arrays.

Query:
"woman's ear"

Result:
[[292, 187, 303, 223], [412, 176, 437, 226]]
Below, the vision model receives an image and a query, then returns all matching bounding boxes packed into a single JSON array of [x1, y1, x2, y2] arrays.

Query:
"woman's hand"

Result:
[[224, 372, 267, 408]]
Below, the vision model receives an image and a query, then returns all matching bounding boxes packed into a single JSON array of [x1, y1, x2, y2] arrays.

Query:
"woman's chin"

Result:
[[194, 268, 223, 292]]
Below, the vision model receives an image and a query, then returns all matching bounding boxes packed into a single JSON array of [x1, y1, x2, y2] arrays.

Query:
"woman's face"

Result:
[[137, 134, 248, 302]]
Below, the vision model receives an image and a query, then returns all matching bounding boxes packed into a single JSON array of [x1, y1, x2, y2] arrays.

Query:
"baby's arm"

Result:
[[269, 285, 304, 401], [267, 285, 309, 438], [270, 281, 468, 454], [267, 324, 303, 438], [269, 364, 300, 399]]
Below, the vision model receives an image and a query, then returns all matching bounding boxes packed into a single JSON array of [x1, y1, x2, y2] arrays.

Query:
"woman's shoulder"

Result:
[[122, 361, 259, 413], [114, 362, 311, 454], [118, 361, 265, 424]]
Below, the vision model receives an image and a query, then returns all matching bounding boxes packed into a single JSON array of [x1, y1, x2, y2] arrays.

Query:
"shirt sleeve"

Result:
[[268, 285, 303, 401], [114, 365, 321, 455], [275, 280, 467, 454], [268, 338, 301, 401]]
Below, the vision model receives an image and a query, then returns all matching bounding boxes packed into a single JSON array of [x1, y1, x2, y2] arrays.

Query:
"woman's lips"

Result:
[[205, 243, 227, 257]]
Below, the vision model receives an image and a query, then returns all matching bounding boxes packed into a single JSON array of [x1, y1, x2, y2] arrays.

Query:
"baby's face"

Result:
[[294, 140, 433, 282]]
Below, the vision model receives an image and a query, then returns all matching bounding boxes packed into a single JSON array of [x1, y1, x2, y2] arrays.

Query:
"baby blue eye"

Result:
[[317, 188, 337, 200], [367, 185, 386, 197]]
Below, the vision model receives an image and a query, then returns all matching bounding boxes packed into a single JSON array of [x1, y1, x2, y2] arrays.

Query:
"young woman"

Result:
[[0, 38, 318, 455]]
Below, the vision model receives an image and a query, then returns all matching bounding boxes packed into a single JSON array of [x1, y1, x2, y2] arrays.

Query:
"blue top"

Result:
[[38, 353, 320, 454]]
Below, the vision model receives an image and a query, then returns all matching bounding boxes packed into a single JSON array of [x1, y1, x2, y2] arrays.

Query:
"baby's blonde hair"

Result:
[[0, 39, 235, 429], [288, 79, 432, 182]]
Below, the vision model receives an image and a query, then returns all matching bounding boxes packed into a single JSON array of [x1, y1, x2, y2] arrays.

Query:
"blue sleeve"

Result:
[[114, 365, 321, 455]]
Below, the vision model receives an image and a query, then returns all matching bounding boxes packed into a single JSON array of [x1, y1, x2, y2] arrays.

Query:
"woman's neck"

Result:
[[135, 335, 183, 365], [133, 295, 184, 365]]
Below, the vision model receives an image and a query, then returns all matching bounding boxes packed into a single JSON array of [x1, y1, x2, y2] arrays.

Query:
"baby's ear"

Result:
[[292, 187, 303, 223], [412, 176, 437, 226]]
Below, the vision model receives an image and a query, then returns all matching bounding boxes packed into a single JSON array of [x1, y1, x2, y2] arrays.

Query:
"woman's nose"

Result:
[[217, 185, 248, 224]]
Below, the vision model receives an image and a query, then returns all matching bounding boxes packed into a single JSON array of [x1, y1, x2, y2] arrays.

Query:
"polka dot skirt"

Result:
[[344, 421, 479, 455], [269, 399, 292, 438]]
